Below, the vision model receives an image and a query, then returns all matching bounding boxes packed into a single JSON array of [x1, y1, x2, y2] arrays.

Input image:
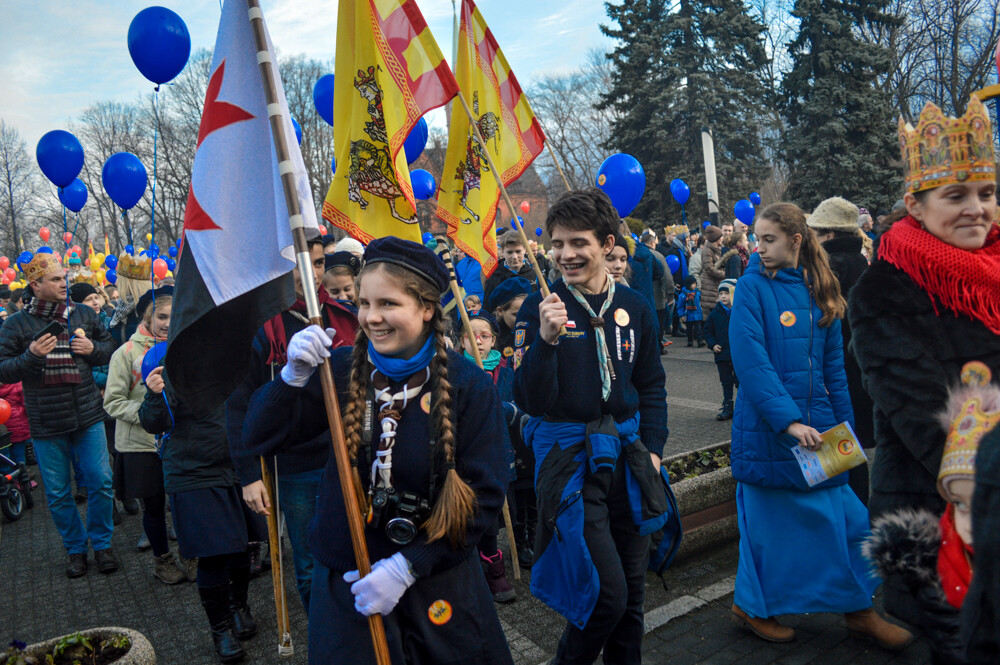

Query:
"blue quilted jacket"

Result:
[[730, 253, 854, 491]]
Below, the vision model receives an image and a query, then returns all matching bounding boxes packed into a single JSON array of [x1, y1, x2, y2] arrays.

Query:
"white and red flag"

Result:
[[167, 0, 316, 412]]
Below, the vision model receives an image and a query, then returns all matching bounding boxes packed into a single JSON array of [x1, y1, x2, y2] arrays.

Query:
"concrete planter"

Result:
[[1, 627, 155, 665], [666, 442, 738, 562]]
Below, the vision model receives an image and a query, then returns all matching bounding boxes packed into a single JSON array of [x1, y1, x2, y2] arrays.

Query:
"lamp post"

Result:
[[701, 126, 720, 225]]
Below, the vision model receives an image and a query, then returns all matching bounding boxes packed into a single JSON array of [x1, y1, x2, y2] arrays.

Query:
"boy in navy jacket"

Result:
[[704, 279, 738, 421]]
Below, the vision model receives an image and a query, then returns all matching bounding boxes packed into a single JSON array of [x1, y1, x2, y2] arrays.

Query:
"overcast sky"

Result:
[[0, 0, 612, 149]]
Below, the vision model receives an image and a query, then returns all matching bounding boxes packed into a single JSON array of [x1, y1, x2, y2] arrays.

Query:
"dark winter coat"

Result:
[[648, 247, 674, 311], [627, 242, 664, 336], [703, 303, 732, 364], [962, 425, 1000, 664], [718, 248, 743, 281], [822, 235, 873, 447], [0, 305, 115, 437], [849, 259, 1000, 518], [700, 242, 725, 319], [139, 372, 235, 494], [483, 262, 542, 309], [730, 252, 854, 491]]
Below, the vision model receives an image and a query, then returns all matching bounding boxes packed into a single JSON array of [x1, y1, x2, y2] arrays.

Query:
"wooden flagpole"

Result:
[[246, 2, 392, 663], [260, 458, 293, 657], [436, 242, 521, 579], [546, 140, 572, 193]]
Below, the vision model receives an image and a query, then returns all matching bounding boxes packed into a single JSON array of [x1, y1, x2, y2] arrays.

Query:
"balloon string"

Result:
[[151, 86, 159, 299], [62, 198, 69, 308]]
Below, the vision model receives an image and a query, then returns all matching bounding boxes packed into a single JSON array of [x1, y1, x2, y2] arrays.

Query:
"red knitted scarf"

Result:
[[879, 216, 1000, 335], [937, 504, 974, 609]]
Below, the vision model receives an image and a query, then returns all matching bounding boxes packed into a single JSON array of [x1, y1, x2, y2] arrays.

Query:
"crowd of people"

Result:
[[1, 97, 999, 665]]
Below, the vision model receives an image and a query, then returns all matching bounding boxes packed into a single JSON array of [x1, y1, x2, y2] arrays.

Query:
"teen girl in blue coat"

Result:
[[728, 203, 912, 649]]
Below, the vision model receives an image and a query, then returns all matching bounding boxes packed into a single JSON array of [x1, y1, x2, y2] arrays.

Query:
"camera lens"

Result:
[[386, 518, 418, 545]]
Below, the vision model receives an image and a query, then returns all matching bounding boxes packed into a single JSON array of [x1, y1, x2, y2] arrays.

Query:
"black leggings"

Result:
[[142, 492, 170, 558], [197, 550, 251, 588]]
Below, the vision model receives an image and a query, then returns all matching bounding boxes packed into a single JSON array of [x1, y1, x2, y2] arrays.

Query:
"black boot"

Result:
[[228, 564, 258, 640], [716, 400, 734, 421], [198, 584, 246, 664]]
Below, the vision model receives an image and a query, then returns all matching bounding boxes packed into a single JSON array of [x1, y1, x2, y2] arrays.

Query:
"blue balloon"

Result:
[[141, 341, 168, 382], [166, 258, 176, 272], [410, 169, 436, 200], [175, 238, 182, 247], [313, 74, 335, 127], [404, 118, 429, 164], [125, 244, 135, 256], [749, 192, 761, 206], [702, 220, 711, 229], [596, 154, 645, 218], [665, 254, 680, 273], [496, 227, 506, 234], [102, 153, 147, 209], [331, 157, 337, 173], [36, 246, 53, 254], [534, 228, 543, 237], [733, 199, 756, 225], [128, 7, 190, 85], [291, 117, 302, 145], [168, 245, 178, 258], [58, 178, 88, 213], [106, 269, 118, 285], [36, 130, 84, 188], [421, 232, 434, 245], [16, 251, 33, 267], [105, 254, 118, 270], [149, 243, 160, 256], [669, 179, 690, 206]]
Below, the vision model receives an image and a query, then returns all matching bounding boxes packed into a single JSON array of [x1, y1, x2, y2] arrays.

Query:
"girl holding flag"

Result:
[[243, 237, 514, 664]]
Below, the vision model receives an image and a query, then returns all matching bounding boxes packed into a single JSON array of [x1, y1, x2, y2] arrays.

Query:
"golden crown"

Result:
[[117, 254, 152, 281], [23, 254, 62, 283], [899, 96, 996, 194], [936, 370, 1000, 499]]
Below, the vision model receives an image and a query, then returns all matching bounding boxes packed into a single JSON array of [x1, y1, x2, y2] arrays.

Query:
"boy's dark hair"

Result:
[[500, 232, 525, 251], [545, 187, 619, 242], [683, 275, 697, 288]]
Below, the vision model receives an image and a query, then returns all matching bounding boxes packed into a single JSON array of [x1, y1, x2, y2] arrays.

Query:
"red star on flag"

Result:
[[184, 59, 256, 232]]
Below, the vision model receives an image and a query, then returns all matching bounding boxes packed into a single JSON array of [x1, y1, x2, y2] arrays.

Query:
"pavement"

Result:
[[0, 346, 931, 664]]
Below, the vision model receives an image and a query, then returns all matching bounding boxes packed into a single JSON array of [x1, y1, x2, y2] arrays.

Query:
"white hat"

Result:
[[807, 197, 860, 232], [334, 237, 365, 257]]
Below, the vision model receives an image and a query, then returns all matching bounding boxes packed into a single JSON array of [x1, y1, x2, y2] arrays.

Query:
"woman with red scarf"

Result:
[[850, 95, 1000, 626]]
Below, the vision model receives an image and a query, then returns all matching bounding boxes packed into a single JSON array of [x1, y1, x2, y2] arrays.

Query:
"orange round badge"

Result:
[[837, 439, 854, 456], [779, 311, 796, 327], [960, 361, 992, 387], [420, 392, 431, 414], [428, 599, 452, 625]]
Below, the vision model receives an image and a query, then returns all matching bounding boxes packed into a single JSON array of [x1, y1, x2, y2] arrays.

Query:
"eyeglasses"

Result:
[[470, 332, 494, 341]]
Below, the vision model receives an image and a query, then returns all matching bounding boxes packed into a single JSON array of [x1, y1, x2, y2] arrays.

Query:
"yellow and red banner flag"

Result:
[[435, 0, 546, 277], [323, 0, 459, 244]]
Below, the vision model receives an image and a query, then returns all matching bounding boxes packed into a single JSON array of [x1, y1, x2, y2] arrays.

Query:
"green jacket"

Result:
[[103, 327, 160, 453]]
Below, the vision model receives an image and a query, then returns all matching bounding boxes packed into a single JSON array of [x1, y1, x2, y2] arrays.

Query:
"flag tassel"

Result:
[[437, 243, 521, 579], [246, 2, 391, 662]]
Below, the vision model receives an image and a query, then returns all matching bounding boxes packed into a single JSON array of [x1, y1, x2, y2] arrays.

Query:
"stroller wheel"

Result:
[[2, 487, 24, 521]]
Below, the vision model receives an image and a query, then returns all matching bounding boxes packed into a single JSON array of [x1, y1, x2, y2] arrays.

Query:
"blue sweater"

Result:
[[512, 279, 668, 456], [242, 348, 509, 578], [703, 303, 732, 363], [729, 253, 854, 491]]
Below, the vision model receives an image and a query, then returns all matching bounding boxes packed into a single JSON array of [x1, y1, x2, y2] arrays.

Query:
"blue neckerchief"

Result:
[[368, 334, 436, 381], [720, 302, 731, 313], [465, 348, 501, 370]]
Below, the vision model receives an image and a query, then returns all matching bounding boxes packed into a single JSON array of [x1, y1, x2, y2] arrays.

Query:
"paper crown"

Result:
[[899, 96, 996, 194], [23, 253, 62, 283], [936, 364, 1000, 499], [117, 254, 152, 281]]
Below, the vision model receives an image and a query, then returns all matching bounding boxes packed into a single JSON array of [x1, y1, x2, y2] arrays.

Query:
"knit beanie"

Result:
[[807, 197, 860, 232], [69, 282, 98, 304], [334, 237, 365, 257], [704, 226, 723, 243]]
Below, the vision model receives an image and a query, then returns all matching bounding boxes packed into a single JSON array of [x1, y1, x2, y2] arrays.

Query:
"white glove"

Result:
[[343, 552, 416, 617], [279, 325, 336, 387]]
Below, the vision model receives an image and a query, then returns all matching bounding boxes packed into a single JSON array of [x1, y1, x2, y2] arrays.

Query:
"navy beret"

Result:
[[467, 309, 499, 334], [136, 285, 174, 318], [487, 277, 532, 311], [321, 234, 337, 247], [325, 251, 361, 276], [363, 236, 449, 295]]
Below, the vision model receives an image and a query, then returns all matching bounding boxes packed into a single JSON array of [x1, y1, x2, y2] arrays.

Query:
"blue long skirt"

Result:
[[734, 482, 879, 618]]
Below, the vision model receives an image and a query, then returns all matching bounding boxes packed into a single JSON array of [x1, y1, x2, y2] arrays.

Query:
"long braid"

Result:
[[342, 329, 371, 515], [423, 311, 477, 547]]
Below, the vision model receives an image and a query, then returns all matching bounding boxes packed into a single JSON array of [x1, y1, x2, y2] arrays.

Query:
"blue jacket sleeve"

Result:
[[511, 292, 558, 416], [730, 280, 802, 434], [823, 319, 855, 429]]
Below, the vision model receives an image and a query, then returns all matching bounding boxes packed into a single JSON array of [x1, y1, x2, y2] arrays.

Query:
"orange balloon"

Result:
[[0, 257, 8, 270], [39, 227, 50, 242], [63, 232, 74, 245], [153, 258, 168, 280], [0, 398, 10, 425], [520, 201, 530, 215], [319, 225, 328, 235]]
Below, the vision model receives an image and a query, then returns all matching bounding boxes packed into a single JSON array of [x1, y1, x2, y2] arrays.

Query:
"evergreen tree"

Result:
[[600, 0, 772, 227], [781, 0, 902, 211]]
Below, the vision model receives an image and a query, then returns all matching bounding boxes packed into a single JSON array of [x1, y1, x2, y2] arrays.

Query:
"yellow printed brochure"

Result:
[[790, 422, 867, 487]]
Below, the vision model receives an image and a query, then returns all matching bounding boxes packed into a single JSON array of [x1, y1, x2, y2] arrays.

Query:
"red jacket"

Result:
[[0, 382, 31, 442]]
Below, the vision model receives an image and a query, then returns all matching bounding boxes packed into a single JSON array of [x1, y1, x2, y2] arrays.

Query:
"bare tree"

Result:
[[0, 121, 40, 257]]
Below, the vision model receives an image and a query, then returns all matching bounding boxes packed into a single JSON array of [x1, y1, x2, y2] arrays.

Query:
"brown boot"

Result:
[[730, 604, 795, 643], [844, 608, 914, 650], [154, 553, 188, 585]]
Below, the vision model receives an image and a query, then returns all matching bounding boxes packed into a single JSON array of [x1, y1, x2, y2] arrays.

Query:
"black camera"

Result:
[[369, 487, 431, 545]]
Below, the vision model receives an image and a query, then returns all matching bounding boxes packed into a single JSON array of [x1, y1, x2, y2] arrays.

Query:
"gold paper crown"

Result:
[[117, 254, 152, 281], [936, 364, 1000, 499], [899, 96, 996, 194], [23, 254, 62, 283]]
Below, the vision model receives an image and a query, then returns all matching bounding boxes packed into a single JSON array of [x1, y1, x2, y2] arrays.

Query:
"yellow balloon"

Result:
[[165, 271, 173, 278], [98, 270, 106, 283], [89, 258, 101, 271], [137, 247, 145, 254], [146, 233, 152, 242], [97, 252, 106, 263]]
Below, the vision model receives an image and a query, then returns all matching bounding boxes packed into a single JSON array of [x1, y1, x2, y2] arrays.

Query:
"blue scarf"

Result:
[[465, 348, 501, 370], [368, 334, 436, 382]]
